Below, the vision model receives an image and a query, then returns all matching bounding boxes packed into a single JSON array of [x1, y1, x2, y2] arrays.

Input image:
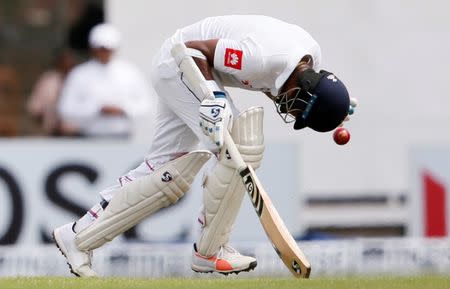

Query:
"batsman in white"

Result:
[[53, 15, 356, 277]]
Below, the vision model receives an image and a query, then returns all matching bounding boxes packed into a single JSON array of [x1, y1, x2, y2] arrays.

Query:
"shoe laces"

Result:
[[217, 244, 240, 259]]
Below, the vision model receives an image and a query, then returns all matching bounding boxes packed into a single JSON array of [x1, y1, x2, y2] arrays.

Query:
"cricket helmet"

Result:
[[273, 69, 350, 132]]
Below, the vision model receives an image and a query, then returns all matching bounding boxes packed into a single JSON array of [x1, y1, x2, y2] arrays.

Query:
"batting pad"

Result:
[[230, 106, 265, 169], [197, 107, 265, 256], [75, 150, 212, 251]]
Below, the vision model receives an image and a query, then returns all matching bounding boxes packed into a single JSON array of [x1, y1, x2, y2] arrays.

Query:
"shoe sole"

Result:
[[52, 229, 80, 277], [192, 260, 257, 275]]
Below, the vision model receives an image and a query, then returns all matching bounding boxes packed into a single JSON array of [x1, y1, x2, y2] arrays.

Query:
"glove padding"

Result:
[[199, 95, 233, 148], [339, 97, 358, 126]]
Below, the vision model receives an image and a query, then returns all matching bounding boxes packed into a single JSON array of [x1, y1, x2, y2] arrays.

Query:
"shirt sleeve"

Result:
[[213, 37, 263, 80]]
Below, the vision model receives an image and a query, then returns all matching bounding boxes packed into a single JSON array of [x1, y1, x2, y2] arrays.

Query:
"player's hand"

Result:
[[199, 94, 233, 148], [349, 97, 358, 116], [339, 97, 358, 126], [100, 105, 126, 116]]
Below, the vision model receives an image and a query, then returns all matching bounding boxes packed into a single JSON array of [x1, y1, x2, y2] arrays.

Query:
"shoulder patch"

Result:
[[224, 48, 243, 70]]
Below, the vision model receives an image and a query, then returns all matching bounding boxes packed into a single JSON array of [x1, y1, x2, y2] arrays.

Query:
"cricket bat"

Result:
[[223, 130, 311, 278]]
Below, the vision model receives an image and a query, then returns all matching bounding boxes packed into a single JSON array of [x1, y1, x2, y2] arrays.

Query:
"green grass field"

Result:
[[1, 276, 449, 289]]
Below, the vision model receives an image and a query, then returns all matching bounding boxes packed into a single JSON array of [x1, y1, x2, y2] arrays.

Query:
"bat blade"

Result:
[[223, 130, 310, 278], [239, 166, 311, 278]]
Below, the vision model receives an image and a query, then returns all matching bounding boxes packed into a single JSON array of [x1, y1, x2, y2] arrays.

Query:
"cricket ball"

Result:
[[333, 127, 350, 145]]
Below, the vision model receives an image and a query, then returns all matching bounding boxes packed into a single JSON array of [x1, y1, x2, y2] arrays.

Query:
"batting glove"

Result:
[[199, 92, 233, 148], [339, 97, 358, 126]]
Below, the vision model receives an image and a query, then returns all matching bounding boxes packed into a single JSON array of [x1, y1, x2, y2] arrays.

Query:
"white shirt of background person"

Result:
[[58, 23, 151, 138]]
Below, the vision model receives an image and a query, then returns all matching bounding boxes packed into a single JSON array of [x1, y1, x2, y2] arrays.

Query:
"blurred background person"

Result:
[[0, 65, 21, 136], [26, 48, 77, 136], [57, 23, 151, 138], [0, 0, 105, 136]]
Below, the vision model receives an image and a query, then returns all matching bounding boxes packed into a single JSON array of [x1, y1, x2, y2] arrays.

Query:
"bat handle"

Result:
[[223, 129, 247, 170]]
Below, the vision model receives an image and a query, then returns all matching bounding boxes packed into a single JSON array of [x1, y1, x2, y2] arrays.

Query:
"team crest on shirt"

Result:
[[224, 48, 243, 70]]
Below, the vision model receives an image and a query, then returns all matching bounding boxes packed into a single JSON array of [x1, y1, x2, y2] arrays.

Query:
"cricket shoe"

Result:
[[191, 243, 257, 275], [52, 222, 98, 277]]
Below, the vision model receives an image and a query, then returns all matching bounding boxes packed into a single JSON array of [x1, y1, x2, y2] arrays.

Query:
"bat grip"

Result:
[[223, 129, 247, 170]]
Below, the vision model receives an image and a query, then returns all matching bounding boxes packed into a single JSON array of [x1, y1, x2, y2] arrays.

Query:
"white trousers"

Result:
[[100, 62, 239, 201]]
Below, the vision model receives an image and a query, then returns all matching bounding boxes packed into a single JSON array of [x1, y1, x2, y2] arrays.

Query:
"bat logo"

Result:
[[211, 107, 221, 118], [291, 260, 302, 275], [246, 181, 254, 193], [240, 167, 263, 217], [161, 171, 173, 182]]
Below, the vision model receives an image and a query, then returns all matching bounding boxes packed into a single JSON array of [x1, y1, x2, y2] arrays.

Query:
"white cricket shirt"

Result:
[[159, 15, 321, 96]]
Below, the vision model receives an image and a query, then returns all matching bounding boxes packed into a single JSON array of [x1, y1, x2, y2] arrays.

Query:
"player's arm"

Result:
[[100, 105, 125, 116], [184, 39, 218, 81], [171, 39, 232, 147]]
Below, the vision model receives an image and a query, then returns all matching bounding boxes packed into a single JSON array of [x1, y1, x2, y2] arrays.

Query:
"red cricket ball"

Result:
[[333, 127, 350, 145]]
